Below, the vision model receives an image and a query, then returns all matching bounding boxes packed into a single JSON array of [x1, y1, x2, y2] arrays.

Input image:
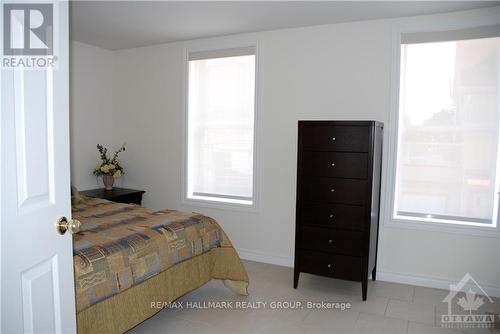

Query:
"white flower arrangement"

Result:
[[93, 144, 125, 178]]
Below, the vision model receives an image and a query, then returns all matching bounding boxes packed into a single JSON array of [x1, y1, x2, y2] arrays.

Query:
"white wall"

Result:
[[70, 41, 114, 190], [72, 7, 500, 294]]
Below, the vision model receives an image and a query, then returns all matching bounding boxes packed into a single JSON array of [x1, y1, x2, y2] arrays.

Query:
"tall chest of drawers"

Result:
[[294, 120, 383, 301]]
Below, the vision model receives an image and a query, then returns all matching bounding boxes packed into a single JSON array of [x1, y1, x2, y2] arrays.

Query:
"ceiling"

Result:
[[70, 1, 499, 50]]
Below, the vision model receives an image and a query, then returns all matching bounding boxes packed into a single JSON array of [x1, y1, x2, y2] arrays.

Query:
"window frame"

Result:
[[384, 13, 500, 238], [181, 42, 261, 212]]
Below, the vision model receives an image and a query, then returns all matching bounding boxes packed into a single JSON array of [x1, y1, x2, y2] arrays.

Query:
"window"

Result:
[[394, 29, 500, 227], [186, 47, 256, 206]]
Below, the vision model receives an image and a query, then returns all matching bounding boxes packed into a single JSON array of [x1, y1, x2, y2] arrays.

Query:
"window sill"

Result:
[[384, 217, 500, 238], [181, 196, 258, 213]]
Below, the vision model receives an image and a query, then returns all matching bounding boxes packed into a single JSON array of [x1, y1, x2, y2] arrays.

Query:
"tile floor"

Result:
[[130, 260, 500, 334]]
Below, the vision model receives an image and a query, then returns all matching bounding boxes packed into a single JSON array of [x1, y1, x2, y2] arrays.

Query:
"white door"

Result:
[[1, 1, 77, 333]]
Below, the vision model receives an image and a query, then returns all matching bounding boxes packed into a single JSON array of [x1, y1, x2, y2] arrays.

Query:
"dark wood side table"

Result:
[[80, 187, 146, 205]]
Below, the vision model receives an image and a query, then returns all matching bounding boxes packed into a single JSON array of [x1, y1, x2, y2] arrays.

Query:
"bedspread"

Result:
[[72, 196, 247, 312]]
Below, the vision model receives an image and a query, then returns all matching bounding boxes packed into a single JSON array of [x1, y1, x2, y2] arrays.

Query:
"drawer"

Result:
[[299, 250, 362, 281], [299, 226, 364, 256], [303, 177, 367, 205], [300, 202, 365, 231], [301, 125, 370, 152], [112, 193, 143, 205], [302, 152, 368, 179]]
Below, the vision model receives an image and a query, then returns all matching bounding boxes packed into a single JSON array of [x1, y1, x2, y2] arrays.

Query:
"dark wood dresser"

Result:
[[294, 120, 383, 300], [80, 187, 146, 205]]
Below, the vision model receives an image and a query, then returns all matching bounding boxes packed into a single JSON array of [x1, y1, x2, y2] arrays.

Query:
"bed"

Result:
[[71, 195, 249, 334]]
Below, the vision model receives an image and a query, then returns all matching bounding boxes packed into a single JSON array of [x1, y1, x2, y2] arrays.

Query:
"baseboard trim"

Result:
[[236, 247, 293, 268], [378, 270, 500, 298], [235, 248, 500, 298]]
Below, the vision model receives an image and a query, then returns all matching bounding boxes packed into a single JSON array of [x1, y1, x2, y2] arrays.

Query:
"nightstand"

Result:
[[80, 187, 146, 205]]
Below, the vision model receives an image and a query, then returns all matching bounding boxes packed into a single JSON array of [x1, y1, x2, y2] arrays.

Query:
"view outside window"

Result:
[[396, 37, 500, 226], [187, 53, 256, 205]]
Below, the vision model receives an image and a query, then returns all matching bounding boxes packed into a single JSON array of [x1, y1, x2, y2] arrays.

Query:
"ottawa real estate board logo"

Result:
[[2, 3, 57, 68], [439, 273, 498, 330]]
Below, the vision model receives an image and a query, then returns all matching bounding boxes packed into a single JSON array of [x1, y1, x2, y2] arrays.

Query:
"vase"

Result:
[[103, 175, 114, 190]]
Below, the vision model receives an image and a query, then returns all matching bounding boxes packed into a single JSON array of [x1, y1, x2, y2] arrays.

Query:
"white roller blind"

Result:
[[401, 25, 500, 44], [395, 35, 500, 226], [188, 46, 256, 61], [186, 48, 256, 205]]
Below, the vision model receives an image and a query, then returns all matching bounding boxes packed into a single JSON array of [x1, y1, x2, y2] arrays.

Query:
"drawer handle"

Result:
[[330, 189, 335, 193], [331, 163, 335, 167], [328, 239, 333, 243], [327, 264, 332, 268], [329, 214, 334, 219], [332, 137, 336, 141]]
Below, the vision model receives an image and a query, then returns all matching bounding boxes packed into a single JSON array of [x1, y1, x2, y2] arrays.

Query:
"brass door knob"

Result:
[[55, 217, 81, 235]]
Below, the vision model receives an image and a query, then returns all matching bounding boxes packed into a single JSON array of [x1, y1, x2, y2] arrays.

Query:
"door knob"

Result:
[[55, 217, 81, 235]]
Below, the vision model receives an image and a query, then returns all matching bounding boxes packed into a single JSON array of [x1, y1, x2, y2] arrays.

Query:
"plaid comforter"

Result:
[[72, 197, 223, 312]]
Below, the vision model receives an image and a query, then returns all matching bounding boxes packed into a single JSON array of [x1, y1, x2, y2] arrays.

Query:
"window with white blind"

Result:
[[186, 47, 256, 206], [394, 27, 500, 227]]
